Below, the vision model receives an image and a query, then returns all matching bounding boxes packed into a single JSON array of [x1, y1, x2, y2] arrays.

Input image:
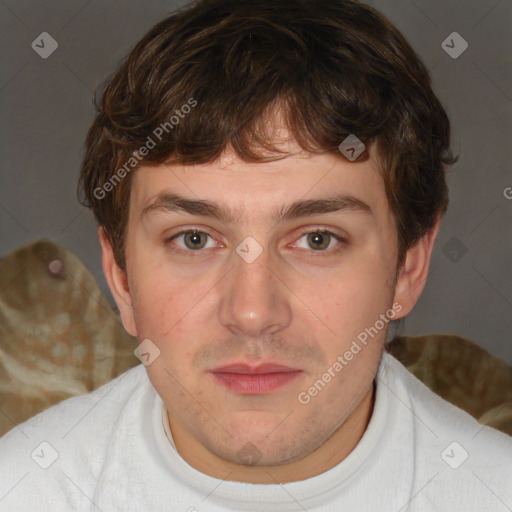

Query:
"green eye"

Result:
[[166, 229, 215, 253], [306, 231, 331, 250], [295, 230, 344, 252], [182, 230, 209, 250], [165, 228, 346, 258]]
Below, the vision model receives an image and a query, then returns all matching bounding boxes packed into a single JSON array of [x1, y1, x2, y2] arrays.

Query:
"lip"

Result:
[[210, 363, 302, 394], [212, 363, 299, 374]]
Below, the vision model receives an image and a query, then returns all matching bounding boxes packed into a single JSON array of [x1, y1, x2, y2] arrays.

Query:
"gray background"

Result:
[[1, 0, 511, 364]]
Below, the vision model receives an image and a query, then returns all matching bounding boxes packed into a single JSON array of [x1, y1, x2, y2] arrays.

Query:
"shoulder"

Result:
[[382, 351, 512, 446], [381, 352, 512, 508], [1, 364, 148, 446], [0, 364, 151, 510]]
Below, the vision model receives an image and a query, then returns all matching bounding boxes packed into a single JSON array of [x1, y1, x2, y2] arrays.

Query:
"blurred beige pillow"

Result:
[[0, 239, 137, 436]]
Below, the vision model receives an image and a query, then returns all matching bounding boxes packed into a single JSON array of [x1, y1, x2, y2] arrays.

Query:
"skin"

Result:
[[100, 137, 439, 484]]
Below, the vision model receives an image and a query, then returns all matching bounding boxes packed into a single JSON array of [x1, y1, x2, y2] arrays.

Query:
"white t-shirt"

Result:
[[1, 352, 511, 511]]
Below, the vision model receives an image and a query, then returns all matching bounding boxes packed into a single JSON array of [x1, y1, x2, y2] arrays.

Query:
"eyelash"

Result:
[[164, 228, 346, 257]]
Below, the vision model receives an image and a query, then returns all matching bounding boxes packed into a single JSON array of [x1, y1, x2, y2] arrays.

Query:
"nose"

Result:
[[218, 247, 292, 338]]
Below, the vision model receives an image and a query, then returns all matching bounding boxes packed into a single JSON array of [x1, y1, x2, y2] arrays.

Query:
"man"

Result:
[[1, 0, 511, 510]]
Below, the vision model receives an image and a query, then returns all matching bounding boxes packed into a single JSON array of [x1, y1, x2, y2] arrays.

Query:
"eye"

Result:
[[293, 229, 345, 253], [166, 229, 217, 253], [165, 228, 346, 257]]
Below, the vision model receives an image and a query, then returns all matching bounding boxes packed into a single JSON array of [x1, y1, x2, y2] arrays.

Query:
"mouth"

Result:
[[210, 363, 303, 394]]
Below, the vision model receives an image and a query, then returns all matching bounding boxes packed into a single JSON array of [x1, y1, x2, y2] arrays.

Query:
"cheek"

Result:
[[129, 267, 185, 344], [129, 264, 211, 373], [128, 246, 192, 330], [297, 259, 393, 337]]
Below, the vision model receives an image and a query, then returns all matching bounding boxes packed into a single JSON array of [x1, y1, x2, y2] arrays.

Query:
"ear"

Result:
[[392, 217, 440, 319], [98, 226, 137, 337]]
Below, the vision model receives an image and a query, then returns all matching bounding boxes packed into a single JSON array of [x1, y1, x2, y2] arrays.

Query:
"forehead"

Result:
[[129, 147, 388, 226]]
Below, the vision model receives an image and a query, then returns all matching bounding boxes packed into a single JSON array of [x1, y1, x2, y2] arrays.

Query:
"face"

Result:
[[102, 140, 435, 481]]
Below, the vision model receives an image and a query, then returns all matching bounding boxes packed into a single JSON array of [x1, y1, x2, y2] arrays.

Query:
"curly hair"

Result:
[[78, 0, 456, 271]]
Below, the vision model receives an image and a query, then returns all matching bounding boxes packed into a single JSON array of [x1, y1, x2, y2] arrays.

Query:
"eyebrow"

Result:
[[140, 192, 373, 224]]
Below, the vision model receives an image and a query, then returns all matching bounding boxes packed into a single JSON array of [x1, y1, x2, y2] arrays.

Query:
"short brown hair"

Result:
[[78, 0, 456, 271]]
